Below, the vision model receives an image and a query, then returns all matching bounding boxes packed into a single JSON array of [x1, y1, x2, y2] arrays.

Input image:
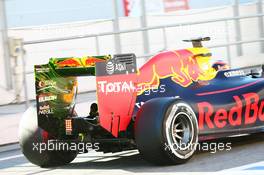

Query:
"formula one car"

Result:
[[19, 37, 264, 167]]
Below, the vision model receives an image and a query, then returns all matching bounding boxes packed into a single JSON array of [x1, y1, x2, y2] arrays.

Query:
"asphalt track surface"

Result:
[[0, 133, 264, 174], [0, 92, 264, 174]]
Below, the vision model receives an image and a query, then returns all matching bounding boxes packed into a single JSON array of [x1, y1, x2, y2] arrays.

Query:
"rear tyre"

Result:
[[18, 106, 77, 167], [135, 98, 198, 165]]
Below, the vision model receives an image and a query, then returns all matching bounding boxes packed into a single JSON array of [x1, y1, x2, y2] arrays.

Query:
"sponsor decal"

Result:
[[198, 92, 264, 130], [106, 61, 127, 75], [38, 80, 56, 88], [137, 50, 216, 95], [35, 67, 50, 73], [98, 80, 166, 95], [38, 94, 57, 103], [115, 62, 126, 72], [224, 70, 245, 77], [39, 105, 53, 115], [98, 80, 135, 94], [106, 61, 115, 75]]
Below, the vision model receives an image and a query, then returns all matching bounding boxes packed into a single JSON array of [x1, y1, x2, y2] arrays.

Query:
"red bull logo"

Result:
[[198, 92, 264, 130], [136, 48, 216, 95]]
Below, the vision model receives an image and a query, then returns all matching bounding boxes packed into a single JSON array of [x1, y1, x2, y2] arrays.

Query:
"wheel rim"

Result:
[[165, 103, 198, 159], [171, 112, 193, 150]]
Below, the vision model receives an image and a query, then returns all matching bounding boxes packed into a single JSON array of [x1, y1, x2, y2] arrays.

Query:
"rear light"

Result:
[[65, 119, 72, 135]]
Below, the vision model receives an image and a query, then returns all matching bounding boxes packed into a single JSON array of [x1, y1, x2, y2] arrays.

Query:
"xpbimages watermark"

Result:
[[165, 142, 232, 154], [32, 140, 100, 154]]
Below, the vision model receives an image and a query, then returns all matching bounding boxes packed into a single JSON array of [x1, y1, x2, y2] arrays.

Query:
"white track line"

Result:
[[221, 161, 264, 171], [0, 154, 23, 162]]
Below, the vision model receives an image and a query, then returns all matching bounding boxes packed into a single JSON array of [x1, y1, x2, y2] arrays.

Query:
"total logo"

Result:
[[198, 92, 264, 130], [106, 61, 126, 75], [39, 105, 53, 115], [98, 80, 166, 95], [98, 81, 135, 94]]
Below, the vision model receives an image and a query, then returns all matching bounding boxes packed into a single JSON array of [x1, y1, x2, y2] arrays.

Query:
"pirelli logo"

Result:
[[65, 119, 72, 135]]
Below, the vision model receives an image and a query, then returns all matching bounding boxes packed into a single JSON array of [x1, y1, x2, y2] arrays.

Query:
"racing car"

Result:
[[19, 37, 264, 167]]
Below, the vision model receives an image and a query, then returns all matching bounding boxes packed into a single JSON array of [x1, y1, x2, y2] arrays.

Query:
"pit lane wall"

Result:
[[2, 2, 264, 102]]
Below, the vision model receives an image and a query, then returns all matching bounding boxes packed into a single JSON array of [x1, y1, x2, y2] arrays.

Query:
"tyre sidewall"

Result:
[[162, 101, 199, 164], [135, 98, 198, 165]]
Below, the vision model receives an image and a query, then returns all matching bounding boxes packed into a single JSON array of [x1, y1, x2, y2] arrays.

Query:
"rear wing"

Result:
[[34, 54, 138, 137], [49, 55, 111, 76], [34, 55, 110, 136]]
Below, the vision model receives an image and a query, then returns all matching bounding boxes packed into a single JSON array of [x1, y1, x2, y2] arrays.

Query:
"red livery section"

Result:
[[198, 92, 264, 130], [96, 74, 137, 137]]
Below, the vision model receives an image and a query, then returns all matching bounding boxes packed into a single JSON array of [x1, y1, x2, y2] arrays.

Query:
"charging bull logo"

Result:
[[198, 92, 264, 130], [136, 49, 216, 95]]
